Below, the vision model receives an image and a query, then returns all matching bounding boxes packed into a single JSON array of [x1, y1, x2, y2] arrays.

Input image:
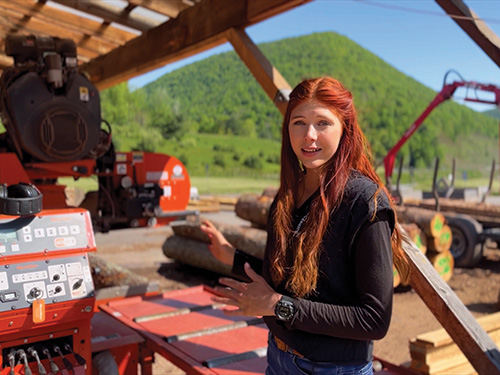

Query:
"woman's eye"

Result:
[[292, 120, 305, 126], [318, 120, 331, 126]]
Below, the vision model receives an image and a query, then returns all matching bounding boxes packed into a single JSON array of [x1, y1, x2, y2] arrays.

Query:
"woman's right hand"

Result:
[[200, 219, 235, 266]]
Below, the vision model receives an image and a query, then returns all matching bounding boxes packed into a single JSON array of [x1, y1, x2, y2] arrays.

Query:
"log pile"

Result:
[[409, 311, 500, 374], [396, 206, 454, 283], [164, 190, 455, 287], [404, 198, 500, 228]]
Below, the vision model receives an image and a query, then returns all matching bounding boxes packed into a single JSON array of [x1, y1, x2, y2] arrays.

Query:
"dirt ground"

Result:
[[94, 211, 500, 374]]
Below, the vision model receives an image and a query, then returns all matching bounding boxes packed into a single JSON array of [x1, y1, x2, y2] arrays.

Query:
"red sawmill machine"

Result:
[[0, 35, 194, 234], [383, 70, 500, 268]]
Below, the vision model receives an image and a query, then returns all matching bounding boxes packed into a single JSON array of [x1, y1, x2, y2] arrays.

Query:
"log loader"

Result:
[[0, 35, 194, 233], [383, 71, 500, 267]]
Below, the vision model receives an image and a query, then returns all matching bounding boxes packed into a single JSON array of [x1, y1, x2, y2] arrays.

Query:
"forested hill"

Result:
[[103, 32, 498, 172]]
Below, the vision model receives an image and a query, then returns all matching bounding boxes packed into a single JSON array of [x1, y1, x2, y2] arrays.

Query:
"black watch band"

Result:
[[274, 295, 295, 321]]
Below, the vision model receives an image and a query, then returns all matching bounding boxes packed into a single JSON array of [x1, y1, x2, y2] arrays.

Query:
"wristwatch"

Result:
[[274, 295, 295, 321]]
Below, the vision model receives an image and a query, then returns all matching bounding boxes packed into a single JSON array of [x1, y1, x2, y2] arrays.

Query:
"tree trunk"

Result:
[[396, 206, 446, 238], [172, 218, 266, 259], [234, 194, 273, 228], [89, 253, 149, 290]]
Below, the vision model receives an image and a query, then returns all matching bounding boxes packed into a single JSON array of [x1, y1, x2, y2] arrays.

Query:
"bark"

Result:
[[89, 253, 148, 289], [234, 194, 273, 228], [396, 206, 446, 238]]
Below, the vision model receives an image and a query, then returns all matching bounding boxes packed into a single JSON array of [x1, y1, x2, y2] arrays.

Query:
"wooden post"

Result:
[[402, 227, 500, 374], [225, 27, 291, 115]]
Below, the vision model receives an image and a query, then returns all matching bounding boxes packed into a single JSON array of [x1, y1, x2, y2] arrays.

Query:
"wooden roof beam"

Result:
[[49, 0, 159, 32], [0, 7, 118, 56], [435, 0, 500, 68], [128, 0, 190, 18], [0, 1, 137, 45], [82, 0, 311, 90], [226, 28, 291, 116]]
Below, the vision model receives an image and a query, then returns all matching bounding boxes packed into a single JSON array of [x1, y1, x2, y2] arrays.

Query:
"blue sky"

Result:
[[129, 0, 500, 111]]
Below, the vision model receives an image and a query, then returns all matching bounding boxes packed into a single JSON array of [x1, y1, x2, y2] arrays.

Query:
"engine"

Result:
[[0, 35, 105, 163]]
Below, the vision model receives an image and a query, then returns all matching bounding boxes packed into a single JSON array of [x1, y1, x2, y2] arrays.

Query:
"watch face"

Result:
[[275, 297, 295, 321]]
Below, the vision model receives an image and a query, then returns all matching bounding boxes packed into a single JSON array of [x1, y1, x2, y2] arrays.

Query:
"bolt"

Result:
[[84, 306, 92, 312], [5, 265, 9, 269], [9, 321, 13, 326]]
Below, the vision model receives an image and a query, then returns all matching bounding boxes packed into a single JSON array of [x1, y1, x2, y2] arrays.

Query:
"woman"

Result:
[[201, 77, 410, 375]]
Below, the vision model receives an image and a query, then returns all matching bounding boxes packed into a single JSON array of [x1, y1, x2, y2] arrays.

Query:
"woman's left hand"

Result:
[[212, 263, 282, 317]]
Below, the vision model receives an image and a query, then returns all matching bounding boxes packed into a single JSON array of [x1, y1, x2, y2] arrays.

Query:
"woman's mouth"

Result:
[[301, 147, 321, 156]]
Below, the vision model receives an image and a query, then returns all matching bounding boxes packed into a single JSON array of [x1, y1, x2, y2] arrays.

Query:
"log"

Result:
[[171, 218, 266, 259], [426, 224, 452, 253], [401, 223, 427, 254], [262, 186, 278, 198], [393, 265, 401, 288], [426, 251, 454, 283], [396, 206, 446, 238], [162, 235, 233, 276], [89, 253, 149, 290], [234, 193, 273, 228], [404, 198, 500, 227]]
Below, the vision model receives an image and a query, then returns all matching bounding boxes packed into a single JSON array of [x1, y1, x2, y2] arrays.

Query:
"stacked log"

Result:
[[162, 217, 266, 279], [396, 206, 454, 283], [404, 198, 500, 228], [235, 193, 455, 284], [409, 311, 500, 374]]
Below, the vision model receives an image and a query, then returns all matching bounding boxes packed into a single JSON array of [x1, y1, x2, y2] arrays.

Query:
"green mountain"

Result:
[[484, 107, 500, 120], [103, 32, 498, 176]]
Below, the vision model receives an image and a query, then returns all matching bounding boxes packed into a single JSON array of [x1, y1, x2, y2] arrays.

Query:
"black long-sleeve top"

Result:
[[232, 171, 395, 363]]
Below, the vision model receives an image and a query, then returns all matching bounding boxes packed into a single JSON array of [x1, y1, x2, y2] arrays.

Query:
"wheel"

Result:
[[445, 214, 483, 268], [92, 350, 119, 375]]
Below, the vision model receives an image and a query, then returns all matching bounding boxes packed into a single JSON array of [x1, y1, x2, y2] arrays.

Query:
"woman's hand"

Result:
[[200, 219, 235, 266], [212, 263, 282, 317]]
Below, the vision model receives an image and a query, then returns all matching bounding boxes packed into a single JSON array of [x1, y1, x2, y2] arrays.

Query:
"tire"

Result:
[[92, 350, 119, 375], [445, 214, 483, 268]]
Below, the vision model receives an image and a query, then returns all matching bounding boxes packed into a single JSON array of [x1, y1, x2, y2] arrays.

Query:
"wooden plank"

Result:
[[402, 227, 500, 374], [128, 0, 190, 18], [50, 0, 159, 32], [413, 311, 500, 347], [435, 0, 500, 69], [0, 0, 137, 44], [226, 27, 291, 115], [81, 0, 310, 89]]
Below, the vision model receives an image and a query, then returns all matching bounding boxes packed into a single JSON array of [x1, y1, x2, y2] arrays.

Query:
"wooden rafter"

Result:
[[226, 27, 291, 116], [82, 0, 311, 90], [0, 1, 137, 45], [128, 0, 189, 18], [436, 0, 500, 68], [49, 0, 160, 32]]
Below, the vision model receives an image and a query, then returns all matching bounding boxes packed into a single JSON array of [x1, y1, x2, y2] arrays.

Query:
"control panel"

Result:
[[0, 211, 94, 257], [0, 255, 93, 312]]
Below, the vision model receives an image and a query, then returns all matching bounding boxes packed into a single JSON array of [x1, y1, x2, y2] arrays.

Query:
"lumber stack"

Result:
[[187, 196, 238, 213], [409, 311, 500, 374]]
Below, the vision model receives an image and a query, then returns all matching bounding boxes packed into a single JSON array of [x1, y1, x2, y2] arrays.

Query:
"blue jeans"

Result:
[[266, 334, 373, 375]]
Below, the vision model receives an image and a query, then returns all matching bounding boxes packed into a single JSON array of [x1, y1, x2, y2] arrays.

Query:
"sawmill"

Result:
[[0, 0, 499, 374]]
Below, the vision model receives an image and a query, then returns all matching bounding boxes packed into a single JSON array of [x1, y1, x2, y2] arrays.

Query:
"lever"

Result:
[[17, 349, 32, 375], [27, 347, 48, 375], [7, 349, 16, 375], [53, 346, 73, 372], [42, 347, 60, 374], [64, 343, 86, 367]]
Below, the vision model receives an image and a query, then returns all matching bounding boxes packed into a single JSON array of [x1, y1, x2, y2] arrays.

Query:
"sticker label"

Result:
[[79, 87, 89, 102]]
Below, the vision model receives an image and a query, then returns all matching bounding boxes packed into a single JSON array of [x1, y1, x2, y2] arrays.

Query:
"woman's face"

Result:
[[288, 101, 343, 171]]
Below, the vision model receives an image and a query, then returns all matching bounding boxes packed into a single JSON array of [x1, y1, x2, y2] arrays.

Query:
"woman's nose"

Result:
[[304, 124, 318, 140]]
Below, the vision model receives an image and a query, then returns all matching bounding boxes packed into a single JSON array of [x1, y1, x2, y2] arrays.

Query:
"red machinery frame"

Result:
[[383, 80, 500, 187]]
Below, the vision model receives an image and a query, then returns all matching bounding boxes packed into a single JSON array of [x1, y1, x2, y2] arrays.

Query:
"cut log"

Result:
[[393, 265, 401, 288], [172, 218, 266, 259], [426, 224, 452, 253], [89, 253, 149, 290], [401, 223, 427, 254], [234, 193, 273, 228], [426, 251, 454, 283], [404, 198, 500, 227], [396, 206, 446, 238], [262, 186, 278, 198], [162, 235, 233, 277]]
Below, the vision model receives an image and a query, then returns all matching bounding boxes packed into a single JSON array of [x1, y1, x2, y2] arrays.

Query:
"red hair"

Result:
[[271, 77, 409, 297]]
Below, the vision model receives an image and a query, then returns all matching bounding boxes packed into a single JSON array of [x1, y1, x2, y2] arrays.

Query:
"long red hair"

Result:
[[271, 77, 409, 297]]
